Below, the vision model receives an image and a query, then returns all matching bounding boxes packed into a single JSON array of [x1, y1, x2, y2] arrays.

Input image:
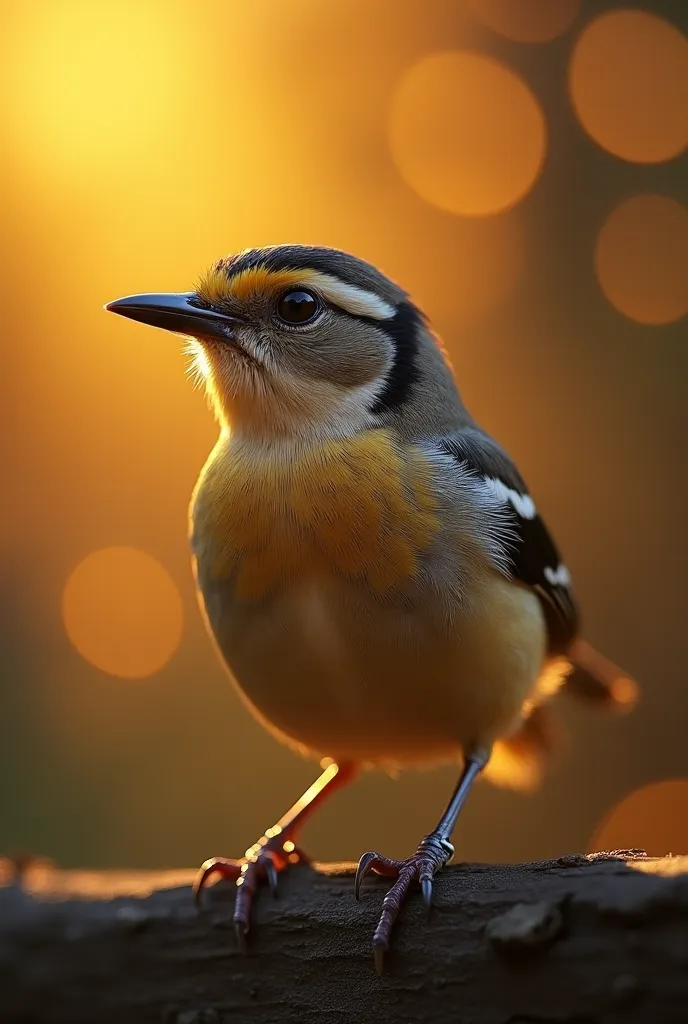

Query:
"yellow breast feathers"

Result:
[[192, 430, 440, 601]]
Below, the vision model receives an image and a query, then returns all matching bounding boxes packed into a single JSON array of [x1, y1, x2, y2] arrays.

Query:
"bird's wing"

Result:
[[437, 428, 579, 655]]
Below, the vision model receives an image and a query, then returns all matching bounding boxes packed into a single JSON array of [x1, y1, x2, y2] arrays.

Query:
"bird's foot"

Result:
[[355, 831, 454, 973], [193, 830, 310, 950]]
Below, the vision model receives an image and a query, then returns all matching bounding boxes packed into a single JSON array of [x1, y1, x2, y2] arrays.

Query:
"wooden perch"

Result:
[[2, 852, 687, 1023]]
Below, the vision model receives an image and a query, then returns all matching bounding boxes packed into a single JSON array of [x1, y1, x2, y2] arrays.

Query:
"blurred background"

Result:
[[1, 0, 687, 871]]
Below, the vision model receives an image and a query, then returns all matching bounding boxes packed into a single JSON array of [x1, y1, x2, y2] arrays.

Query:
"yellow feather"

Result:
[[194, 430, 440, 600], [195, 265, 313, 306]]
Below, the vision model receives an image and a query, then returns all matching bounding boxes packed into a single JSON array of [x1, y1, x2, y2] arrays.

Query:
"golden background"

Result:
[[2, 0, 687, 869]]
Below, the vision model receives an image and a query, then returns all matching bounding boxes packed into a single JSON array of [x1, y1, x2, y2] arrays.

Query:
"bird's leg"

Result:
[[355, 745, 491, 973], [193, 759, 356, 948]]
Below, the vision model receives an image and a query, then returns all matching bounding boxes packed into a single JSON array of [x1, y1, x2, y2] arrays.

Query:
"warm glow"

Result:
[[4, 0, 682, 875], [469, 0, 580, 43], [62, 547, 183, 679], [610, 676, 640, 709], [569, 10, 688, 164], [590, 780, 688, 856], [595, 195, 688, 325], [5, 0, 198, 178], [400, 211, 525, 327], [389, 52, 547, 217]]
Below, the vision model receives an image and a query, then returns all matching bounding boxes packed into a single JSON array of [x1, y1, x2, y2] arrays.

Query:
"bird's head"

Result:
[[106, 245, 460, 442]]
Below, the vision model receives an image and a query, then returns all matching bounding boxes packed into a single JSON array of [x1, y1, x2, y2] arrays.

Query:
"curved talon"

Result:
[[192, 857, 241, 909], [265, 858, 279, 895], [421, 876, 433, 909], [192, 871, 209, 910], [373, 940, 387, 976], [235, 921, 248, 953], [355, 851, 380, 900]]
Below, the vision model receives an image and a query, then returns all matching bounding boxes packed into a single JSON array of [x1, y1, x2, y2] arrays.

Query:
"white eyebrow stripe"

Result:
[[305, 271, 396, 321]]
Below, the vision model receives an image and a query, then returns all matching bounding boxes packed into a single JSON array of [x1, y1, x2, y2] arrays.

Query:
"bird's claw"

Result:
[[192, 856, 242, 909], [354, 850, 388, 900], [193, 834, 310, 949], [234, 920, 248, 954], [420, 876, 433, 910], [355, 833, 455, 972], [264, 857, 279, 895], [373, 940, 386, 976]]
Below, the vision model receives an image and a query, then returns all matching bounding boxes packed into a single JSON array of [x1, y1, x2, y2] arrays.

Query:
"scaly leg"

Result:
[[193, 759, 356, 948], [355, 745, 491, 973]]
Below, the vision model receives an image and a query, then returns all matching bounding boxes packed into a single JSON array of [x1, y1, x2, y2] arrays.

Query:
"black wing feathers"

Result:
[[439, 429, 579, 655]]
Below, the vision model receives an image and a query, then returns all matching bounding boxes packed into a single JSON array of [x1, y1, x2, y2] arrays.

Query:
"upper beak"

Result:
[[104, 291, 242, 341]]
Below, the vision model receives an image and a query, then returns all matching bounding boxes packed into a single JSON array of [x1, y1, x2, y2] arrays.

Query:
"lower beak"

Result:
[[105, 292, 242, 341]]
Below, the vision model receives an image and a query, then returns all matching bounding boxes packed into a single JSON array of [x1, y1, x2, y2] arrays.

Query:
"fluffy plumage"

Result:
[[110, 243, 638, 788], [191, 429, 442, 600]]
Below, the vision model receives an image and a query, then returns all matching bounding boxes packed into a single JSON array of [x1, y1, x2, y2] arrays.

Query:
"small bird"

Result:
[[107, 245, 638, 971]]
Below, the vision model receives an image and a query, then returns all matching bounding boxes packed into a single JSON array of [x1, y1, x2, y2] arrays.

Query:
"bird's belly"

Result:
[[199, 572, 546, 767]]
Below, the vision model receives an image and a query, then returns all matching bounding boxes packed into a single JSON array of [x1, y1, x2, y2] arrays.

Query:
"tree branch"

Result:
[[1, 852, 687, 1023]]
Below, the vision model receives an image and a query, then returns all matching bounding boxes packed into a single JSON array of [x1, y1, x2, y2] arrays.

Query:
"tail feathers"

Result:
[[484, 704, 565, 792], [485, 641, 638, 792], [564, 639, 639, 713]]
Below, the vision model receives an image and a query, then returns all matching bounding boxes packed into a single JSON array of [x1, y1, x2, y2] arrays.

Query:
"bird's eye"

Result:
[[276, 290, 320, 325]]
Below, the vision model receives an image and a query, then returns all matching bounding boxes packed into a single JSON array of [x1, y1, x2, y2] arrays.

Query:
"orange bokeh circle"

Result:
[[62, 546, 184, 679], [590, 779, 688, 856], [570, 10, 688, 164], [595, 195, 688, 326], [389, 51, 547, 217]]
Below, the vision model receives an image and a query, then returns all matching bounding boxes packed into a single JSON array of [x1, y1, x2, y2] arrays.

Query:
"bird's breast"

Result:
[[190, 429, 441, 602]]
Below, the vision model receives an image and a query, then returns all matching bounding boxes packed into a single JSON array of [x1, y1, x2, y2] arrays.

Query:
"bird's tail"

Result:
[[484, 703, 564, 792], [562, 638, 640, 712], [484, 640, 639, 792]]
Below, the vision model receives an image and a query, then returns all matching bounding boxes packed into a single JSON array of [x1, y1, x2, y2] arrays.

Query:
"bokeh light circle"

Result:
[[389, 52, 547, 217], [469, 0, 581, 43], [569, 10, 688, 164], [62, 547, 183, 679], [590, 780, 688, 856], [595, 195, 688, 325]]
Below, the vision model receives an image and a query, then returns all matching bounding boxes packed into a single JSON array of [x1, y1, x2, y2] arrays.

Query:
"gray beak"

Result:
[[105, 291, 242, 340]]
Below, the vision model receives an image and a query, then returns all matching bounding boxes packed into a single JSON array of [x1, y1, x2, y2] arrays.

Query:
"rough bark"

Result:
[[1, 852, 687, 1024]]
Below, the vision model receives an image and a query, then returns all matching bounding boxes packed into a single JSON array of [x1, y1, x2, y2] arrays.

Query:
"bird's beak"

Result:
[[104, 291, 243, 341]]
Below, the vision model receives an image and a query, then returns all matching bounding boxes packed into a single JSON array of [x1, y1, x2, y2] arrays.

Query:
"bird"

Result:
[[106, 244, 638, 971]]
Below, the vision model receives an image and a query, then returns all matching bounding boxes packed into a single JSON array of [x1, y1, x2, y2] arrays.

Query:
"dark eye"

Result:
[[276, 289, 320, 325]]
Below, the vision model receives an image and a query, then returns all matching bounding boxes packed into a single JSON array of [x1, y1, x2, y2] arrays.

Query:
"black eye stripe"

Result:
[[320, 302, 422, 413], [368, 301, 422, 414], [277, 289, 320, 325]]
